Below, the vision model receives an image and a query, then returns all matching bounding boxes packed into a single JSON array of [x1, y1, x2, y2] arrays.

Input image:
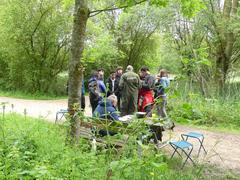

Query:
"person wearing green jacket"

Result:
[[119, 65, 141, 116]]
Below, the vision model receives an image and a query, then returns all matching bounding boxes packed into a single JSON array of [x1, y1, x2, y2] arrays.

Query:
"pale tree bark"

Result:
[[215, 0, 238, 94], [68, 0, 89, 143]]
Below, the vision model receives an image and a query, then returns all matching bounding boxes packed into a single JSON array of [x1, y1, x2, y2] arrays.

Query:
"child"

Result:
[[155, 69, 170, 118]]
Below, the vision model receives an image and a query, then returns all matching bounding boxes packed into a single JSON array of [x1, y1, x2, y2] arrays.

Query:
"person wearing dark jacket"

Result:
[[115, 66, 123, 110], [88, 72, 102, 114], [138, 66, 155, 116], [106, 71, 119, 97], [119, 65, 141, 116]]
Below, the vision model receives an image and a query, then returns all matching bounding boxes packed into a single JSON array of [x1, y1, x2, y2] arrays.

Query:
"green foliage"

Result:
[[83, 4, 165, 78], [1, 114, 234, 179], [167, 80, 240, 130], [0, 0, 71, 93], [116, 5, 163, 70], [180, 0, 205, 18]]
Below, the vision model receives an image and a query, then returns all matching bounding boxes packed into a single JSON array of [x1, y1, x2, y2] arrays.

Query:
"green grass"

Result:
[[168, 94, 240, 132], [0, 90, 67, 100], [0, 113, 239, 179]]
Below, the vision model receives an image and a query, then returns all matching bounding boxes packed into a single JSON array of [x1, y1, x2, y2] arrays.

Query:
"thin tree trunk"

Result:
[[67, 0, 89, 143]]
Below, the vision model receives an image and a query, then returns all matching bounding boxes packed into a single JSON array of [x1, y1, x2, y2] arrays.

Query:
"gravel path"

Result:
[[1, 96, 240, 173]]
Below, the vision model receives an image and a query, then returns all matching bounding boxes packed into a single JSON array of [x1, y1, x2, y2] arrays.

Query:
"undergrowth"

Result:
[[0, 114, 236, 179], [168, 96, 240, 131]]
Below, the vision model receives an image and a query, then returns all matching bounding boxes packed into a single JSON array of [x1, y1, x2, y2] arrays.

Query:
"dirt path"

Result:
[[1, 96, 240, 173]]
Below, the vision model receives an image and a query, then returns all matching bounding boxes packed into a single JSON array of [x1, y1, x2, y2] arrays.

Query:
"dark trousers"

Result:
[[117, 95, 121, 111], [89, 97, 99, 114], [121, 93, 138, 116], [81, 95, 85, 110]]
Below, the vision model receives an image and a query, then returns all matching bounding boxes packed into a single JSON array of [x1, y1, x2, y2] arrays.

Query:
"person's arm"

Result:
[[99, 80, 107, 94], [82, 80, 85, 95], [110, 109, 119, 121], [149, 76, 156, 89], [119, 75, 125, 90], [141, 79, 149, 89], [138, 75, 142, 89], [88, 82, 101, 99], [141, 76, 155, 90]]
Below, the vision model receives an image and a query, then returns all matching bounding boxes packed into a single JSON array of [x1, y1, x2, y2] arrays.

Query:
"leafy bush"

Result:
[[168, 96, 240, 129], [0, 114, 237, 179]]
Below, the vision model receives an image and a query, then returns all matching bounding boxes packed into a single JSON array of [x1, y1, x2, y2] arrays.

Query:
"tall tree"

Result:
[[0, 0, 71, 93], [215, 0, 239, 92], [67, 0, 205, 141], [67, 0, 148, 142], [67, 0, 89, 142]]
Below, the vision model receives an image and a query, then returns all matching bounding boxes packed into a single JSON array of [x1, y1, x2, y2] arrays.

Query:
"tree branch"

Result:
[[89, 0, 147, 17]]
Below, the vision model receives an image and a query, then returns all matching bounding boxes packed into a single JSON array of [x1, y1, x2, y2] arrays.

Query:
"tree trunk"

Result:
[[215, 0, 238, 95], [67, 0, 89, 143]]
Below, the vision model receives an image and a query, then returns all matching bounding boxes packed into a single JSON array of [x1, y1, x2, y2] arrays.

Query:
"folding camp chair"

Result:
[[169, 140, 195, 168], [55, 109, 68, 123], [181, 132, 207, 156]]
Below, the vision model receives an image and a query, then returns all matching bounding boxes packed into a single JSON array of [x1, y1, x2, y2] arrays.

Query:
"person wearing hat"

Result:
[[119, 65, 141, 116]]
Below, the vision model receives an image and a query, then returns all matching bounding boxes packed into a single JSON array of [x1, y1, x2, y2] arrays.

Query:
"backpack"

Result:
[[88, 78, 100, 101], [155, 77, 170, 97]]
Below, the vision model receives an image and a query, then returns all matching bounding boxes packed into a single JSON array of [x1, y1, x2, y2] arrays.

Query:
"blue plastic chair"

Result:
[[181, 132, 207, 156], [169, 140, 195, 168]]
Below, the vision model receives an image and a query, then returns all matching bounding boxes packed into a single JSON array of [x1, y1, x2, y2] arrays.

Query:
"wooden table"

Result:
[[80, 116, 165, 143]]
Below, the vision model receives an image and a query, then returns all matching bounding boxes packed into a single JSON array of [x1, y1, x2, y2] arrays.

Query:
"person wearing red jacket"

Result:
[[138, 66, 155, 116]]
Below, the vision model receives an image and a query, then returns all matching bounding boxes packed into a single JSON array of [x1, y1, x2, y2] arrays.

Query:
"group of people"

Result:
[[88, 65, 170, 121]]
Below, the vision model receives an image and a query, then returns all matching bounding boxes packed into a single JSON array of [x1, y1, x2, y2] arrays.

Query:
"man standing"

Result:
[[119, 65, 141, 116], [115, 66, 123, 110], [138, 66, 155, 116], [106, 71, 119, 97]]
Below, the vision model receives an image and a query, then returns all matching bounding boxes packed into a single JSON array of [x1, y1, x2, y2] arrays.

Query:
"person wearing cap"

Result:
[[119, 65, 141, 116]]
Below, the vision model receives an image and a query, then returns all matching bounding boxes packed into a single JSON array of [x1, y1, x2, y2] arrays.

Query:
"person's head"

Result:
[[107, 95, 118, 107], [97, 68, 104, 80], [97, 68, 104, 75], [140, 66, 150, 78], [159, 69, 168, 78], [91, 71, 98, 78], [126, 65, 134, 72], [110, 71, 116, 80], [116, 66, 123, 76]]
